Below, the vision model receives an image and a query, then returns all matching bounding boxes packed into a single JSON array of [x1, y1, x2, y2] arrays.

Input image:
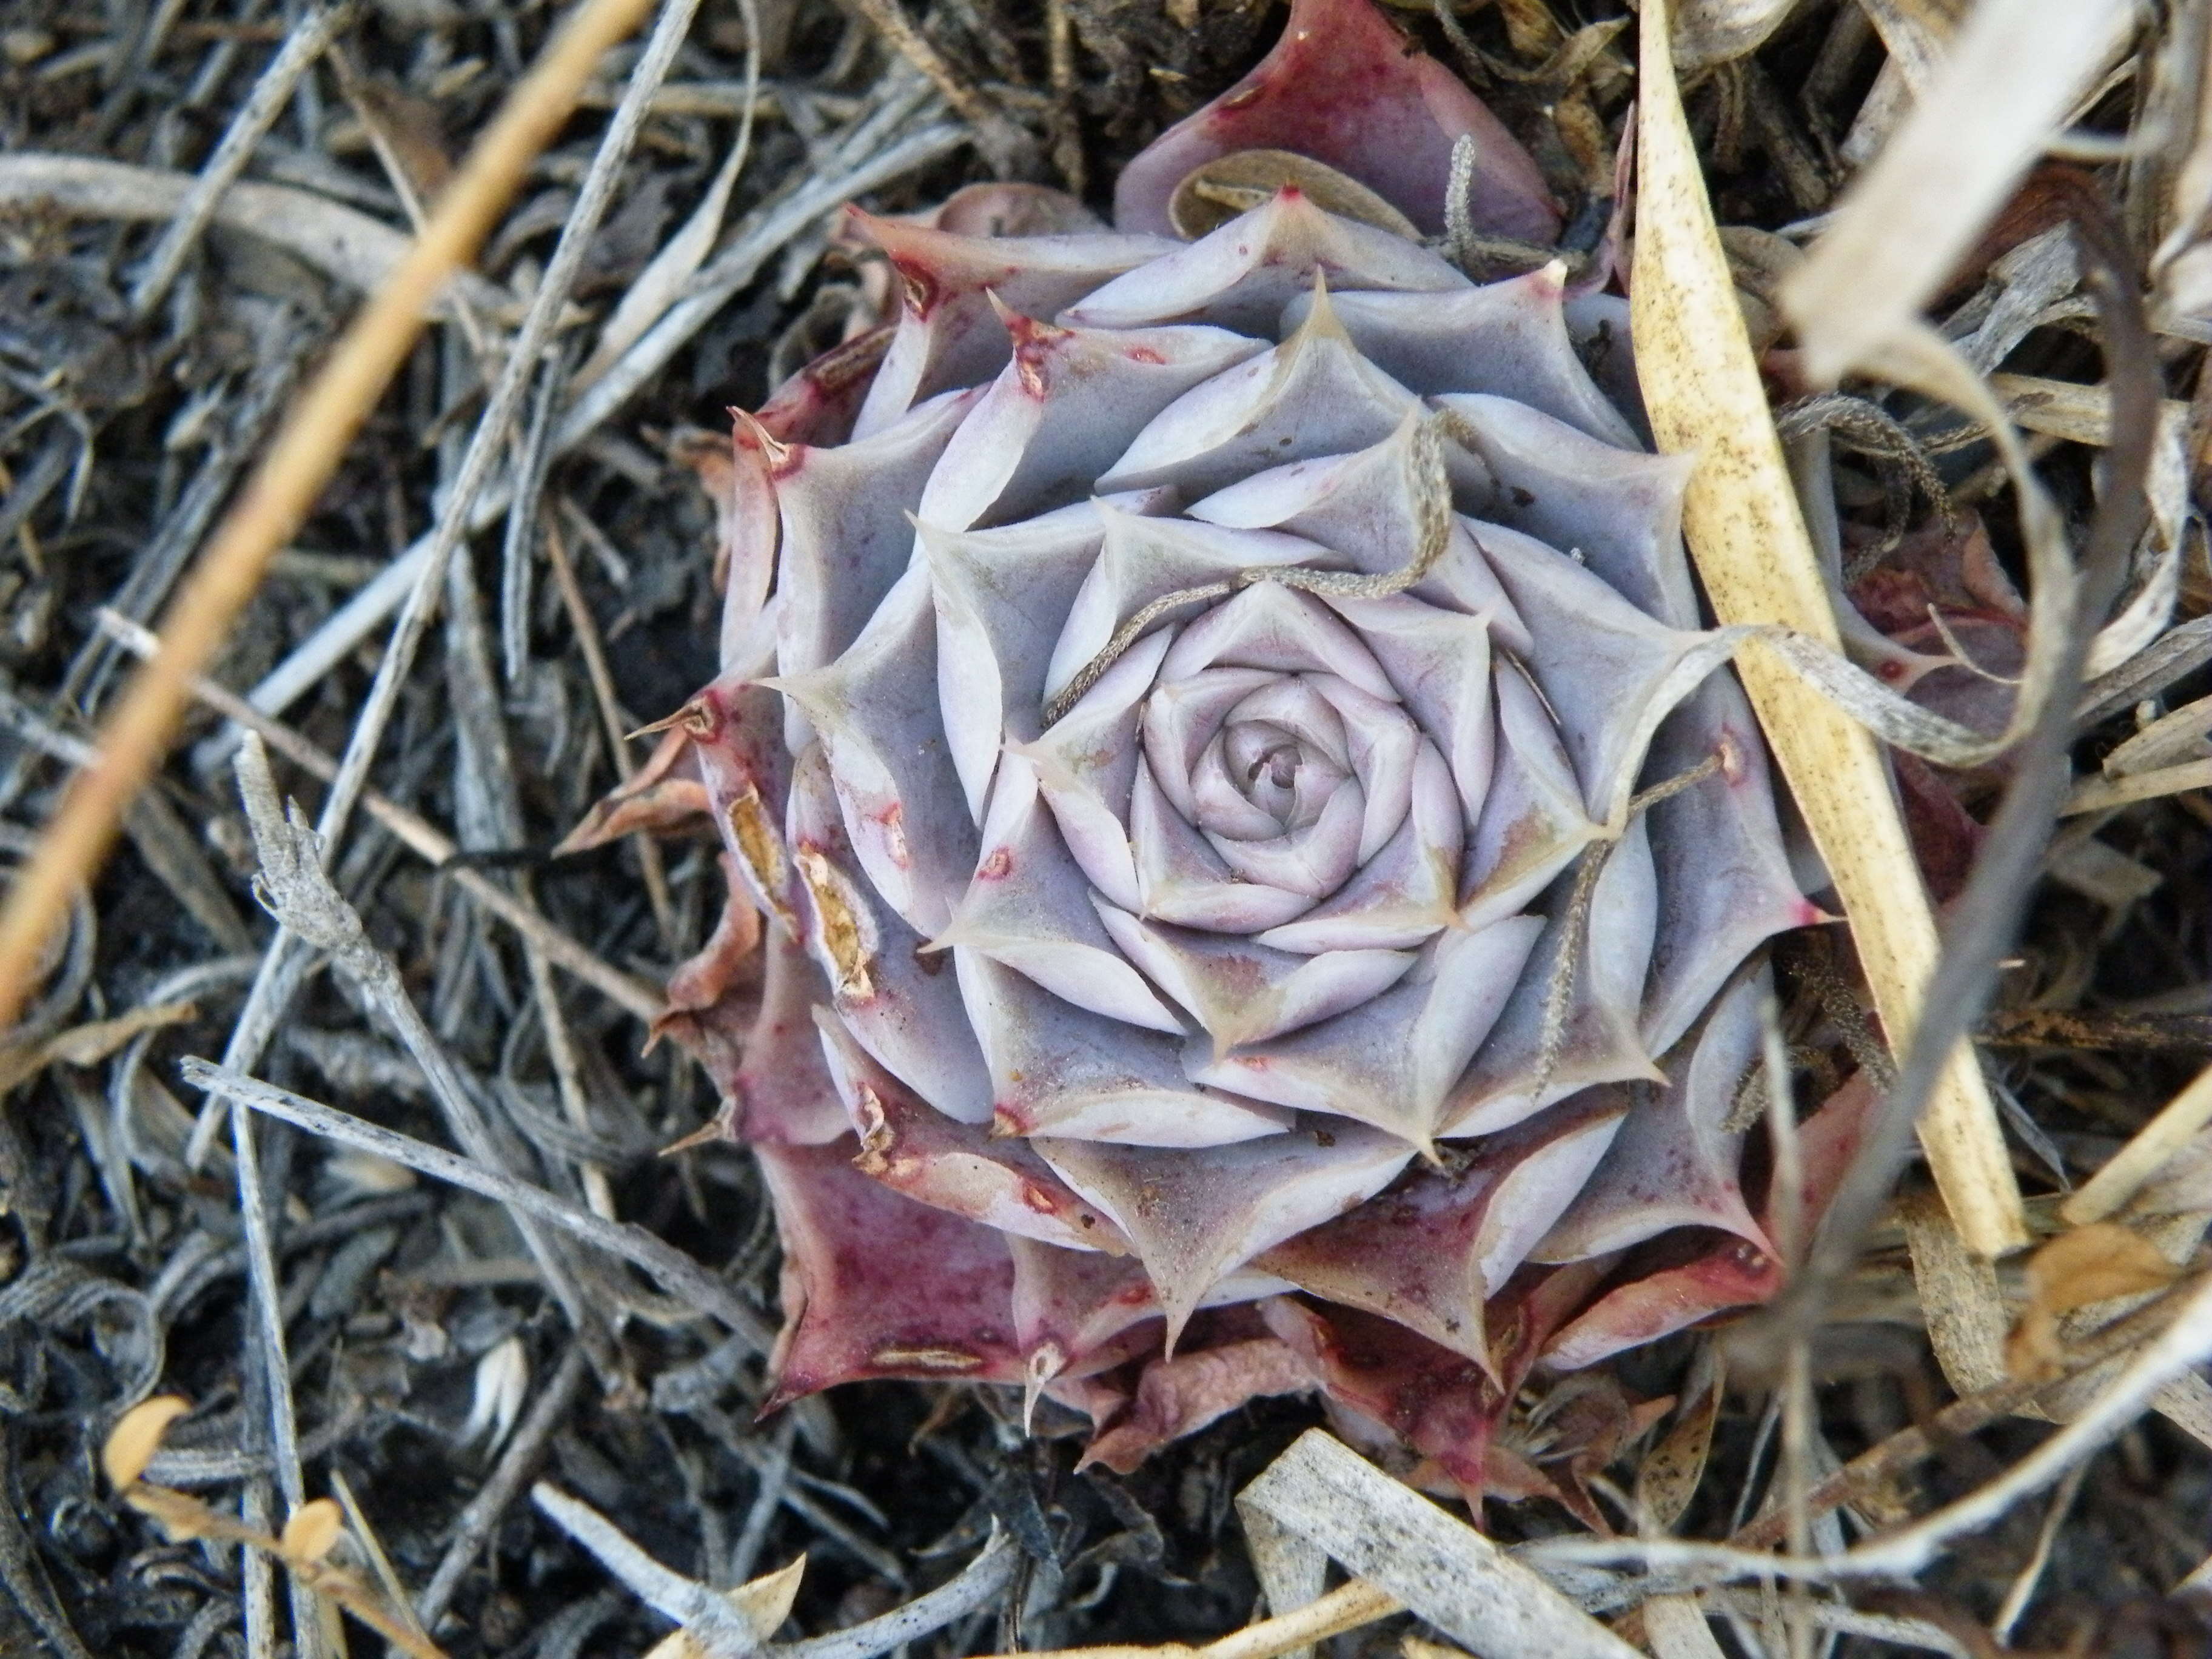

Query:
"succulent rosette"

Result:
[[598, 0, 1830, 1490]]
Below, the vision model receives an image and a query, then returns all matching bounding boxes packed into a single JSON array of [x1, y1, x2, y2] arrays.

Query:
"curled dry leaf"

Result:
[[727, 1553, 807, 1639], [2006, 1222, 2181, 1381], [101, 1394, 190, 1489], [281, 1498, 346, 1564], [1632, 1347, 1724, 1533]]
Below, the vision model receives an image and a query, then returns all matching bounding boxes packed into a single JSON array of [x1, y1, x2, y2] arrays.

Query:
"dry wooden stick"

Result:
[[1629, 0, 2026, 1256], [0, 0, 660, 1036]]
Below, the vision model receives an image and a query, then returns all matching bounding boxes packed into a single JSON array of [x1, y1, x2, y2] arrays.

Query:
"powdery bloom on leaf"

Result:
[[596, 0, 1837, 1496]]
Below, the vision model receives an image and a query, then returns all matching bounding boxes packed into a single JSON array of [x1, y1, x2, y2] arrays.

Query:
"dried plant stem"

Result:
[[230, 739, 623, 1379], [0, 0, 660, 1036], [95, 609, 662, 1025], [183, 1060, 780, 1352], [129, 2, 353, 317], [1631, 0, 2025, 1257], [843, 0, 1032, 175], [2061, 756, 2212, 815], [773, 1530, 1018, 1659], [296, 0, 706, 967], [1729, 1266, 2211, 1551], [543, 514, 675, 950], [417, 1348, 589, 1629], [973, 1579, 1403, 1659], [2062, 1062, 2212, 1224]]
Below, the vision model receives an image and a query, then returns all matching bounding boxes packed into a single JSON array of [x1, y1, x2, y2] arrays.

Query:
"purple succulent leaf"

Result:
[[1254, 1093, 1625, 1370], [769, 569, 979, 936], [1638, 678, 1822, 1057], [924, 491, 1181, 823], [925, 504, 1111, 823], [1095, 900, 1416, 1050], [814, 1010, 1130, 1252], [1108, 0, 1559, 243], [1256, 1298, 1505, 1496], [723, 928, 853, 1146], [1540, 1233, 1778, 1372], [1096, 283, 1421, 498], [1020, 625, 1177, 912], [1159, 580, 1398, 697], [1321, 594, 1494, 822], [1078, 1330, 1319, 1473], [1457, 663, 1601, 932], [848, 212, 1176, 438], [1301, 675, 1419, 863], [1130, 754, 1321, 931], [1066, 189, 1467, 333], [1192, 918, 1543, 1148], [681, 671, 801, 927], [1045, 511, 1322, 707], [954, 948, 1294, 1145], [774, 386, 981, 751], [1283, 269, 1638, 449], [1252, 737, 1462, 953], [1011, 1241, 1161, 1384], [1441, 393, 1697, 626], [1446, 820, 1664, 1137], [1187, 412, 1500, 585], [757, 1139, 1023, 1409], [1534, 970, 1774, 1261], [919, 311, 1266, 532], [785, 741, 996, 1123], [1475, 517, 1753, 827], [605, 163, 1830, 1473], [713, 327, 896, 660], [1010, 1236, 1294, 1393], [1141, 666, 1277, 822], [934, 754, 1186, 1033], [1033, 1122, 1415, 1346]]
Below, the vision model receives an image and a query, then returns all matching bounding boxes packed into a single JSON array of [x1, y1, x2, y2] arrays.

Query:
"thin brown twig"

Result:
[[0, 0, 661, 1036], [543, 511, 677, 951]]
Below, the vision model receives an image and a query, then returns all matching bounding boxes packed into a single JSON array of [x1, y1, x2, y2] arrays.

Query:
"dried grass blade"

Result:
[[1631, 0, 2025, 1255], [2062, 757, 2212, 817], [0, 0, 663, 1034], [574, 105, 756, 389], [2062, 1064, 2212, 1225], [1239, 1430, 1642, 1659], [1780, 0, 2137, 384]]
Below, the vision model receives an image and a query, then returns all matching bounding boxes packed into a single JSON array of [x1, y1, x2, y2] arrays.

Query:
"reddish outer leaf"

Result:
[[1081, 1332, 1317, 1472], [1539, 1062, 1884, 1369], [757, 1139, 1024, 1410], [1111, 0, 1559, 244]]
